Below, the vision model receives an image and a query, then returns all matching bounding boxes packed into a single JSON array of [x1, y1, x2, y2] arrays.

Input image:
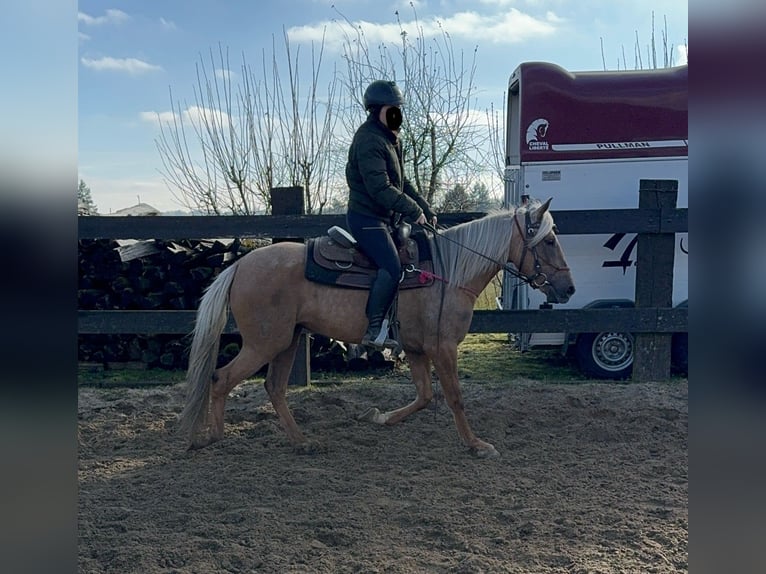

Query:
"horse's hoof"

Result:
[[470, 444, 500, 459], [358, 407, 387, 424], [292, 440, 326, 455], [187, 435, 218, 451]]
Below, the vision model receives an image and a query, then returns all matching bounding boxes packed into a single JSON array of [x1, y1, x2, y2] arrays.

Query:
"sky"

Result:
[[77, 0, 688, 214]]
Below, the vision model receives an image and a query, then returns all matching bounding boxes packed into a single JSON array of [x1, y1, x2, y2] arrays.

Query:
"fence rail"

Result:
[[78, 180, 687, 381], [78, 208, 687, 240], [78, 307, 687, 336]]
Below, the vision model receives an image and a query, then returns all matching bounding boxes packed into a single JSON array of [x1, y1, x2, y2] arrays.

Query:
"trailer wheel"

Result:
[[575, 332, 634, 380]]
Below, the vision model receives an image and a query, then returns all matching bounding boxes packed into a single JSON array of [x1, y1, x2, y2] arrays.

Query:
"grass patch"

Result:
[[79, 365, 184, 387], [456, 333, 582, 383]]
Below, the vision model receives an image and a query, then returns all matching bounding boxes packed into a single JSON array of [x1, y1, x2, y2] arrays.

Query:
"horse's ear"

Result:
[[535, 197, 552, 221]]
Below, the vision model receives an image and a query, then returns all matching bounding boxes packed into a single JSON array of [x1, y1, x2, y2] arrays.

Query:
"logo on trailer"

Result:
[[526, 118, 549, 151]]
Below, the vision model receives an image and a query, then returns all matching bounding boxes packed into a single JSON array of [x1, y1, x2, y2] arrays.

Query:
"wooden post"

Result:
[[270, 186, 310, 387], [632, 179, 678, 382]]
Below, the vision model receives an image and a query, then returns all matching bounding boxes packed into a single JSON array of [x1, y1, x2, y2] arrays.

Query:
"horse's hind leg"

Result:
[[208, 345, 268, 444], [360, 351, 433, 425], [263, 330, 311, 449], [432, 344, 499, 458]]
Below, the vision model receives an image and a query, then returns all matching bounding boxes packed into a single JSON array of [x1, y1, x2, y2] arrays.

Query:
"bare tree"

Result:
[[484, 98, 507, 186], [334, 7, 489, 206], [281, 28, 342, 214], [155, 37, 341, 215], [155, 46, 256, 214], [156, 8, 497, 215], [601, 11, 686, 71]]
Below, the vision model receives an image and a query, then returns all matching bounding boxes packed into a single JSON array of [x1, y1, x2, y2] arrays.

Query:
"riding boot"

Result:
[[361, 268, 399, 350]]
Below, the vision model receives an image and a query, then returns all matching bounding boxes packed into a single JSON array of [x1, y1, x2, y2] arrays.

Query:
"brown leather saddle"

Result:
[[305, 226, 436, 290]]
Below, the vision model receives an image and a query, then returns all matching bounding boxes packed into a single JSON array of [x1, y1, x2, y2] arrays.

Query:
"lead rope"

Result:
[[387, 279, 402, 355], [422, 221, 447, 416]]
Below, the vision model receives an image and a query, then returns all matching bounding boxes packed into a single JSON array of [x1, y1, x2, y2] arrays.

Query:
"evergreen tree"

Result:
[[78, 179, 98, 215], [469, 182, 497, 212], [437, 184, 471, 213], [437, 182, 499, 213]]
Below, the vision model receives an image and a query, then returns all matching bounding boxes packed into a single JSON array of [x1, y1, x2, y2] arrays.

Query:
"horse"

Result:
[[178, 198, 575, 457]]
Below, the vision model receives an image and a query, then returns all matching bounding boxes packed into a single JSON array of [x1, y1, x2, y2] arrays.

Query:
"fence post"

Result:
[[270, 186, 310, 387], [632, 179, 678, 382]]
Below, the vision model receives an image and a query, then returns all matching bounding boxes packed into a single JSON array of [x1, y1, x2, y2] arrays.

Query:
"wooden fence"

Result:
[[78, 180, 687, 381]]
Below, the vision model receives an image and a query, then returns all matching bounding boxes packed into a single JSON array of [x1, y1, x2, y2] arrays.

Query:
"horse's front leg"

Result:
[[360, 351, 433, 425], [432, 344, 499, 458]]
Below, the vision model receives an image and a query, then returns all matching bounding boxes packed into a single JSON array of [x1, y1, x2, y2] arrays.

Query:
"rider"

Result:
[[346, 80, 438, 350]]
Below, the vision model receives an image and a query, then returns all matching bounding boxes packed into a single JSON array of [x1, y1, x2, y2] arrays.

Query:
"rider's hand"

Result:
[[430, 215, 438, 227], [415, 213, 427, 226]]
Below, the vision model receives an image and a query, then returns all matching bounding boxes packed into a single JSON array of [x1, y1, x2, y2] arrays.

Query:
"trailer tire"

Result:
[[575, 331, 634, 380]]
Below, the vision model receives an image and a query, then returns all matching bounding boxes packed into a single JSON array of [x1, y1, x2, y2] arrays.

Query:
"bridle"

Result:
[[509, 210, 561, 290]]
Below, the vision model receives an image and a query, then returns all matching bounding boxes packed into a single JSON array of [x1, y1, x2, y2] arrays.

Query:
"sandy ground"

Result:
[[78, 376, 687, 573]]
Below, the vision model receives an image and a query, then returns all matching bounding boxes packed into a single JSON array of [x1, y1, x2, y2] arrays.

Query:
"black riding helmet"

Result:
[[363, 80, 404, 110]]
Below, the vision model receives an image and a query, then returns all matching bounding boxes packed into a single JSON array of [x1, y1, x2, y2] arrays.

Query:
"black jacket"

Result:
[[346, 116, 434, 223]]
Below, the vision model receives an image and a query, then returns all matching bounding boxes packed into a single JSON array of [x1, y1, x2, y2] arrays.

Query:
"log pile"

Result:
[[78, 237, 259, 369], [78, 238, 392, 372]]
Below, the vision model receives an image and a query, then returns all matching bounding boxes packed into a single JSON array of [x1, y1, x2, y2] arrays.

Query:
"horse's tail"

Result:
[[178, 263, 239, 441]]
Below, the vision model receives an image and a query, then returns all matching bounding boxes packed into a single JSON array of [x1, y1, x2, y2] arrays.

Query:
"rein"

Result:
[[421, 213, 557, 291]]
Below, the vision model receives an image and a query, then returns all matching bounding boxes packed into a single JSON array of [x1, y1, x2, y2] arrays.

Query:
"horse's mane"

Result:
[[433, 200, 554, 287]]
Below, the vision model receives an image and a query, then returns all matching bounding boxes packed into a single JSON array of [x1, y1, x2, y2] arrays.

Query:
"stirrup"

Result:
[[361, 318, 399, 351], [361, 333, 399, 351]]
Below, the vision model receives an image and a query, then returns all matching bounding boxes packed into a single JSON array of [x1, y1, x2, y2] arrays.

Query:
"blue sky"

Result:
[[77, 0, 688, 214]]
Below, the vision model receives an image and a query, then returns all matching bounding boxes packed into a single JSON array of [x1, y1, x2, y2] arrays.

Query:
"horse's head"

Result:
[[510, 198, 575, 304]]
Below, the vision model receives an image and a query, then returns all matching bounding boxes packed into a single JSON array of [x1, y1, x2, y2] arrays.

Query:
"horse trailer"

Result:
[[501, 62, 688, 379]]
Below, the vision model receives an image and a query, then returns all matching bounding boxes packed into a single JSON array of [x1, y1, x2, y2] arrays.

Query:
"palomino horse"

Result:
[[179, 198, 575, 457]]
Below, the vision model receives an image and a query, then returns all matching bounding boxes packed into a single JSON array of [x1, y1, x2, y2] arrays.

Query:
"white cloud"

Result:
[[288, 8, 558, 49], [140, 105, 232, 130], [160, 17, 177, 31], [79, 31, 90, 42], [215, 68, 236, 81], [544, 10, 565, 24], [78, 9, 129, 26], [429, 107, 495, 132], [676, 44, 688, 66], [437, 9, 558, 43], [81, 57, 163, 74], [140, 111, 178, 125]]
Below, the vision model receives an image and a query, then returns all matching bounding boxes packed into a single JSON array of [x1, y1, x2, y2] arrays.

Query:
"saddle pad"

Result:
[[305, 231, 435, 290]]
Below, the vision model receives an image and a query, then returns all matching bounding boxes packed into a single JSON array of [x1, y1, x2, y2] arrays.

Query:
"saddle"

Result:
[[305, 225, 436, 290]]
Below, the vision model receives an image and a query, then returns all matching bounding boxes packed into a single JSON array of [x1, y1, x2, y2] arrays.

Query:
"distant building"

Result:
[[108, 203, 161, 216]]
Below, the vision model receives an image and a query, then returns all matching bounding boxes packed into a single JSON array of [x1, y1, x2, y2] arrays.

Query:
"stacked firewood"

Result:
[[78, 238, 258, 369], [78, 238, 392, 372]]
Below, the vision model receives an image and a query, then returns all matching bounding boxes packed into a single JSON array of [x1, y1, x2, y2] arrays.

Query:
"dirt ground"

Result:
[[78, 375, 688, 573]]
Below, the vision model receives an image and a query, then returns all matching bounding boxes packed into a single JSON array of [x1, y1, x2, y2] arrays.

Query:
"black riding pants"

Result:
[[347, 211, 401, 325], [346, 211, 401, 281]]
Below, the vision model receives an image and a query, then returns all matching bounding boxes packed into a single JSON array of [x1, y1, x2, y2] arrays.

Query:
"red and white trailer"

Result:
[[502, 62, 688, 378]]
